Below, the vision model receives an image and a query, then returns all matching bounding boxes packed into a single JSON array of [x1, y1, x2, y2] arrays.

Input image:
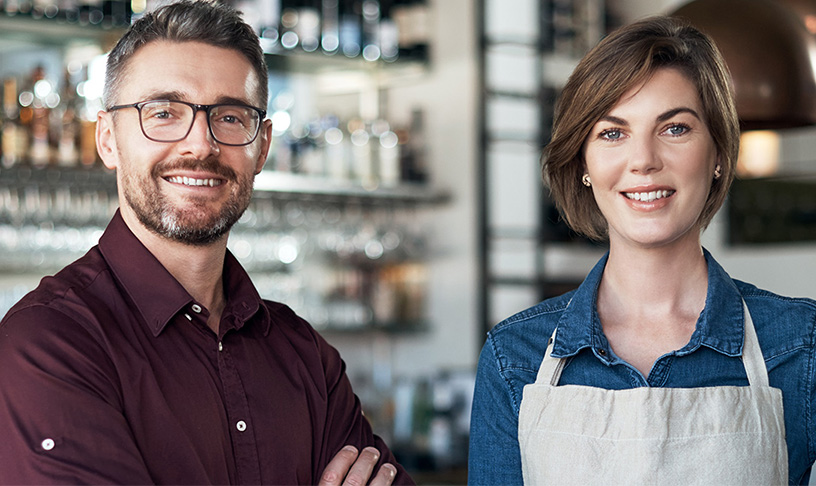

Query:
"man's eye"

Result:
[[144, 108, 173, 119]]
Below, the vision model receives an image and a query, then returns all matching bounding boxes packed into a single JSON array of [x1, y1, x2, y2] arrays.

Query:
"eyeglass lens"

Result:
[[139, 101, 260, 145]]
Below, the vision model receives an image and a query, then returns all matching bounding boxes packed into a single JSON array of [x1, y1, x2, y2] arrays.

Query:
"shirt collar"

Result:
[[552, 248, 745, 360], [98, 210, 268, 337]]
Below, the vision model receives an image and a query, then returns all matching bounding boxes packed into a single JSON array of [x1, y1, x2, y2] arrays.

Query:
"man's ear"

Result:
[[254, 118, 273, 175], [96, 110, 119, 170]]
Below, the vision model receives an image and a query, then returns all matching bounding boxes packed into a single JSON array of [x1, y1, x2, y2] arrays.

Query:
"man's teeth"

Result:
[[624, 190, 674, 202], [166, 176, 223, 187]]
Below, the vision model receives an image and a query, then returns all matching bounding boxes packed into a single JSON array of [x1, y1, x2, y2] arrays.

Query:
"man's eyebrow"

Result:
[[139, 92, 257, 107], [140, 90, 187, 102], [215, 95, 258, 107]]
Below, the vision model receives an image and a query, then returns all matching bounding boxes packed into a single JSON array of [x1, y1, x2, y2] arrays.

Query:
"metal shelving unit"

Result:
[[477, 0, 609, 338]]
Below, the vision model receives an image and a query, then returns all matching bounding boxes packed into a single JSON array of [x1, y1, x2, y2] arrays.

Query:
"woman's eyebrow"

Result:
[[657, 107, 701, 122]]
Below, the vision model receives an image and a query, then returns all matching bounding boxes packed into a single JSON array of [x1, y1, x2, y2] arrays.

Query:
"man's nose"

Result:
[[177, 110, 220, 158]]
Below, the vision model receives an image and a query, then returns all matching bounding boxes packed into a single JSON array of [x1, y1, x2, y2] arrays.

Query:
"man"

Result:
[[0, 1, 411, 484]]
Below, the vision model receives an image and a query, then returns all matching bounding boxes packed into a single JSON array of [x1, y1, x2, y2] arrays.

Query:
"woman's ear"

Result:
[[96, 110, 119, 170]]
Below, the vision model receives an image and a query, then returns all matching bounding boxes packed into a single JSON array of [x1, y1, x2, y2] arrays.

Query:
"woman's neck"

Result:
[[597, 235, 709, 377]]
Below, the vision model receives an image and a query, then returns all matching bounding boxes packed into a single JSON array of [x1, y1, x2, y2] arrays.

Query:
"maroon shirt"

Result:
[[0, 211, 412, 485]]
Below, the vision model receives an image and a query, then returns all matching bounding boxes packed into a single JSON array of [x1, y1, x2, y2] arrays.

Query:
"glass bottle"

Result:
[[1, 77, 25, 168]]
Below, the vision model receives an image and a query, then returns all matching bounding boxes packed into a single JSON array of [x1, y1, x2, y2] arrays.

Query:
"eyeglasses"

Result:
[[107, 100, 267, 146]]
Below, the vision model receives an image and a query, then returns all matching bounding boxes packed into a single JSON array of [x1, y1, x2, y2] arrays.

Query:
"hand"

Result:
[[318, 445, 397, 486]]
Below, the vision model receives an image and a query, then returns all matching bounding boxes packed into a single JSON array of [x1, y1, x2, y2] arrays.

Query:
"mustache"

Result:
[[152, 158, 237, 181]]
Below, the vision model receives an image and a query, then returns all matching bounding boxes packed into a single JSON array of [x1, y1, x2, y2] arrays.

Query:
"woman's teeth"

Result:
[[624, 190, 674, 202], [166, 176, 223, 187]]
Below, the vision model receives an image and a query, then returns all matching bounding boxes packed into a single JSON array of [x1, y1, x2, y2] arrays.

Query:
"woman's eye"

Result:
[[665, 124, 690, 136], [600, 128, 623, 141]]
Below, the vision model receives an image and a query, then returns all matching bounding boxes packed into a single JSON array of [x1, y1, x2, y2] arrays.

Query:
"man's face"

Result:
[[97, 40, 271, 245]]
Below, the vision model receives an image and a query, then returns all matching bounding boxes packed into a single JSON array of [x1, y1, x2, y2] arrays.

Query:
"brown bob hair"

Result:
[[543, 16, 740, 241]]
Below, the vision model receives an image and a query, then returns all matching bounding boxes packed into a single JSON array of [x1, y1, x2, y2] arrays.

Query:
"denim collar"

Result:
[[551, 248, 745, 362]]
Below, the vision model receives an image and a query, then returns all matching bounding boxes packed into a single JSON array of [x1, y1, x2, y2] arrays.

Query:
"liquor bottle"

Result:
[[296, 0, 321, 52], [378, 125, 400, 186], [257, 0, 282, 41], [78, 0, 104, 24], [361, 0, 380, 61], [400, 108, 427, 183], [321, 0, 340, 54], [31, 0, 58, 19], [76, 71, 98, 167], [58, 0, 80, 23], [54, 69, 80, 167], [6, 0, 33, 16], [348, 117, 376, 185], [279, 0, 301, 49], [392, 0, 429, 60], [323, 115, 347, 180], [300, 117, 325, 175], [1, 77, 25, 168], [21, 66, 54, 168], [339, 0, 361, 57], [378, 0, 399, 62]]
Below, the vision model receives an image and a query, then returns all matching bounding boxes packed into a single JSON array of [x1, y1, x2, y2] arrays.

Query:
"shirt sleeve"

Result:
[[310, 325, 415, 485], [0, 305, 155, 484], [468, 335, 524, 486]]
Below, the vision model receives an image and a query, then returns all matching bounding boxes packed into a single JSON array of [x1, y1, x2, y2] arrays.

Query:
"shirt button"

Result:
[[184, 314, 192, 321], [191, 304, 202, 313], [218, 341, 223, 352], [598, 348, 607, 356], [236, 420, 247, 432], [41, 438, 55, 451]]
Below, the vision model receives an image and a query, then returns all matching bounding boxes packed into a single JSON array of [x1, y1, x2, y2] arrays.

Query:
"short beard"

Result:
[[121, 157, 254, 246]]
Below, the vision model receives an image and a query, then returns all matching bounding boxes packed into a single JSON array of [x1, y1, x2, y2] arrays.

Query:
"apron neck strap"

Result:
[[537, 300, 768, 387], [741, 301, 769, 387], [536, 329, 565, 386]]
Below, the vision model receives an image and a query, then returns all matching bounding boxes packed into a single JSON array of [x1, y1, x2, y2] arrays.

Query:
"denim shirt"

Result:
[[469, 249, 816, 485]]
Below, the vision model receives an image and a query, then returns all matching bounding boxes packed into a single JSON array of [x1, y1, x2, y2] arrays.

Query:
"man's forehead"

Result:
[[119, 40, 262, 104]]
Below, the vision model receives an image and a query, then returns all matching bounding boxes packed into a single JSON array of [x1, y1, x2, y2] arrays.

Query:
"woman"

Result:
[[469, 16, 816, 485]]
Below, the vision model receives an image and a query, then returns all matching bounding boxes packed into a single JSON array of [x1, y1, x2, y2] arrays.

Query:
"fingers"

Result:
[[319, 445, 359, 486], [318, 445, 396, 486], [341, 446, 381, 486], [369, 462, 397, 486]]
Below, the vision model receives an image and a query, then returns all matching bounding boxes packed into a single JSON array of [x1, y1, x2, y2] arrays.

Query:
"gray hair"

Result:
[[103, 0, 268, 108]]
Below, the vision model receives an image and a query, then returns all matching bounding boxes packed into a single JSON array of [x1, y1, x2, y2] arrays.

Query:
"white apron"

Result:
[[518, 302, 788, 485]]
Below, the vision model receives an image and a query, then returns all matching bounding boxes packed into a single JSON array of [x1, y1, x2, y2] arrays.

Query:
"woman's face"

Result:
[[583, 67, 718, 251]]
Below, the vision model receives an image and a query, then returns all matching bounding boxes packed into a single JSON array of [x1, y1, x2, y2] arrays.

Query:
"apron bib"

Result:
[[518, 301, 788, 485]]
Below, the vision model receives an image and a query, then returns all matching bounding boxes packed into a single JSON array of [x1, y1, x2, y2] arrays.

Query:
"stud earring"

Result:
[[714, 165, 722, 180], [582, 174, 591, 187]]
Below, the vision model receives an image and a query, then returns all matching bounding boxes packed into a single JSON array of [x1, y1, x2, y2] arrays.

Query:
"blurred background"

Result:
[[2, 0, 816, 483]]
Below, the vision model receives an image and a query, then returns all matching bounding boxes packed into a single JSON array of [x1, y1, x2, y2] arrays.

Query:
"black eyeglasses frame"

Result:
[[107, 99, 267, 147]]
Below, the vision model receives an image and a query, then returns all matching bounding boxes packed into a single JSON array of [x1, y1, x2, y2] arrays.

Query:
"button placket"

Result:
[[216, 334, 262, 482]]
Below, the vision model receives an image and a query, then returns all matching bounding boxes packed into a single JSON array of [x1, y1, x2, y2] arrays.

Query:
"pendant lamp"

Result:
[[671, 0, 816, 130]]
